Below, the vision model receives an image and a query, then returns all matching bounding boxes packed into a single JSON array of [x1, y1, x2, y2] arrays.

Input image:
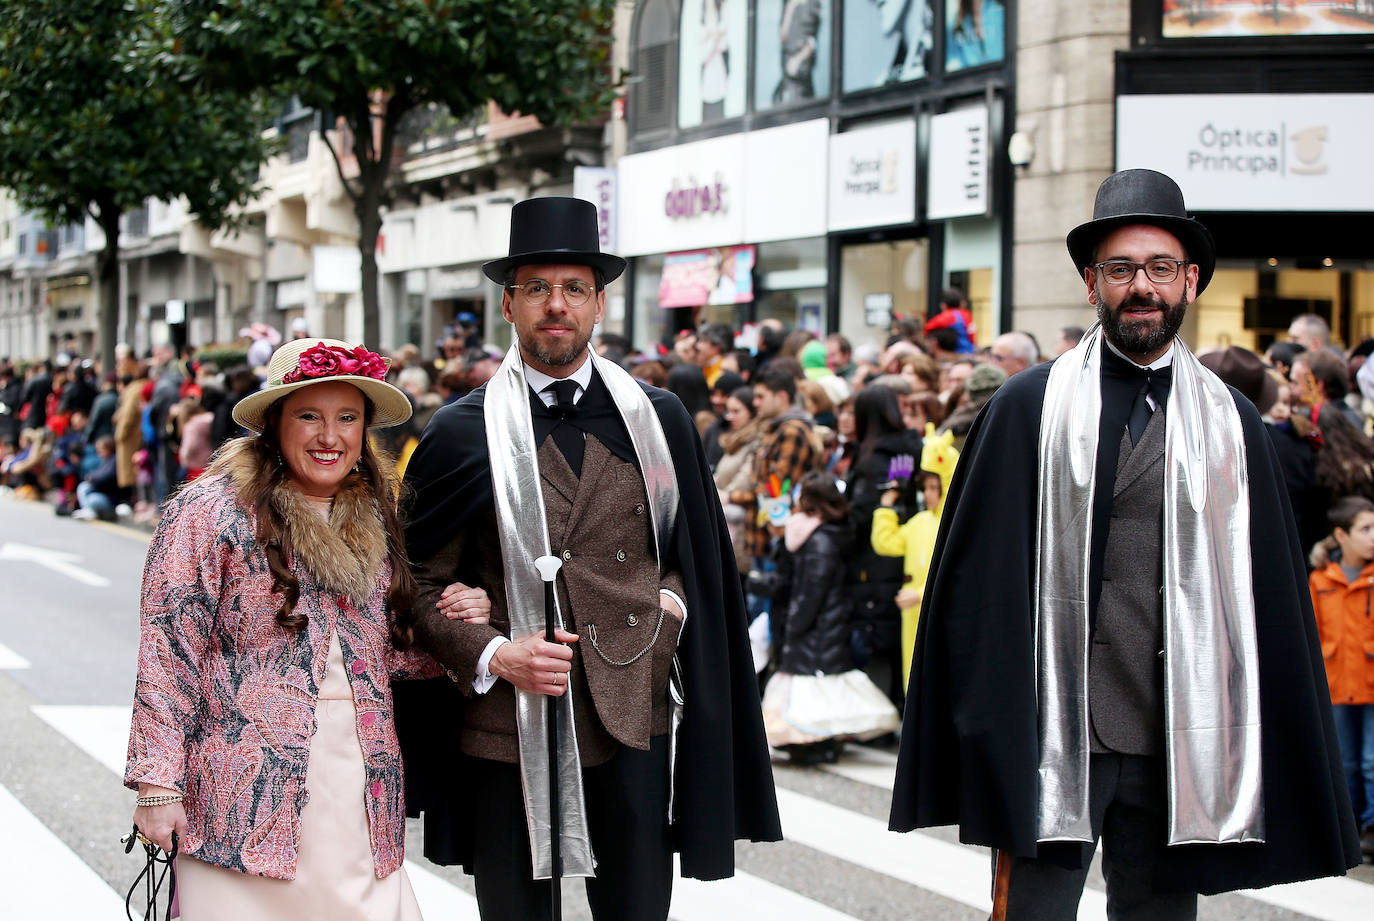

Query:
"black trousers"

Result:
[[467, 735, 674, 921], [990, 753, 1197, 921]]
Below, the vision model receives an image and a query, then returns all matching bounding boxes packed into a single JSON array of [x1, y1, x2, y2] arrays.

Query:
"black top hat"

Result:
[[482, 197, 626, 286], [1066, 169, 1216, 294]]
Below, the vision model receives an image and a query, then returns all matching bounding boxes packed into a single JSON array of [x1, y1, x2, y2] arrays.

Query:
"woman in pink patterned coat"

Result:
[[125, 339, 490, 921]]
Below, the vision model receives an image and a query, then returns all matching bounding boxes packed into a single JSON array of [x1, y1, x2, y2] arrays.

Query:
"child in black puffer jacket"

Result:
[[751, 472, 899, 764]]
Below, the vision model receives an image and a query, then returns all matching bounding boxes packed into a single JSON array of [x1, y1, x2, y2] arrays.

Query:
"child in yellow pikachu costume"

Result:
[[871, 424, 959, 690]]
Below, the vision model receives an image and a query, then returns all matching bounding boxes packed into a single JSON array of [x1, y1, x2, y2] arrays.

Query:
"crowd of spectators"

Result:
[[3, 304, 1371, 834]]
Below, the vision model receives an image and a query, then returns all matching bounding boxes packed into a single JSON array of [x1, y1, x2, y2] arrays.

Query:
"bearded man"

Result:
[[888, 169, 1359, 919], [394, 197, 779, 921]]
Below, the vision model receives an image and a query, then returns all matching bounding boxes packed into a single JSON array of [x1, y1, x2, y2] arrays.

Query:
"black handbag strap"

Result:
[[123, 825, 178, 921]]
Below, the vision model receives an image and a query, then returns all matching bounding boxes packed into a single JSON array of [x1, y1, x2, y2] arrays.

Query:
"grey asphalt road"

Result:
[[0, 491, 1368, 921]]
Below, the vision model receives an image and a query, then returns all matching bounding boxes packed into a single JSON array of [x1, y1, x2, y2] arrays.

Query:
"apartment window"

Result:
[[633, 0, 675, 134]]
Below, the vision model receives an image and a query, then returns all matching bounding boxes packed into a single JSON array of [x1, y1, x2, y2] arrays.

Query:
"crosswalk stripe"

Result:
[[29, 702, 1374, 921], [404, 861, 481, 919], [33, 704, 129, 774], [30, 705, 865, 921], [0, 640, 31, 669], [672, 866, 863, 921], [814, 745, 1374, 921], [776, 786, 1110, 920], [0, 783, 124, 918], [1237, 875, 1374, 921]]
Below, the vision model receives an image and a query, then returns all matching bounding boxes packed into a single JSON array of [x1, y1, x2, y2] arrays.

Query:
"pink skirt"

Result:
[[176, 632, 423, 921]]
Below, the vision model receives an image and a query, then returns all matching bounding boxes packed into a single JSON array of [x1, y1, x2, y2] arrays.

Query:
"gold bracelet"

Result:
[[136, 794, 184, 807]]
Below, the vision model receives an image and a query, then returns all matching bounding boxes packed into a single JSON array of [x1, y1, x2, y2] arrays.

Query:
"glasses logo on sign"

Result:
[[1290, 126, 1328, 176]]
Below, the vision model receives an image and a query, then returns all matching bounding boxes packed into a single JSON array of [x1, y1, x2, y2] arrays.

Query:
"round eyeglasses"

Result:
[[506, 279, 595, 307], [1093, 259, 1188, 285]]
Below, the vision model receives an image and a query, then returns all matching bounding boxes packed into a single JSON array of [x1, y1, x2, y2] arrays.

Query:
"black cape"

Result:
[[888, 360, 1360, 894], [394, 370, 782, 881]]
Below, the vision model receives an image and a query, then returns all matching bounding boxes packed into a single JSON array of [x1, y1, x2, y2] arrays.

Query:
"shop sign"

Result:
[[430, 267, 482, 293], [745, 119, 829, 243], [828, 120, 917, 232], [618, 134, 746, 256], [658, 245, 756, 308], [1116, 94, 1374, 212], [574, 166, 617, 252], [927, 105, 989, 220]]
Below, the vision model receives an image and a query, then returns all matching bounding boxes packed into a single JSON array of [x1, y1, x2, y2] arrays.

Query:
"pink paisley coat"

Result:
[[123, 461, 440, 880]]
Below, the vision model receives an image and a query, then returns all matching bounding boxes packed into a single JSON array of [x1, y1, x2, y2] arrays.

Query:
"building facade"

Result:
[[4, 1, 1372, 363], [613, 0, 1015, 354]]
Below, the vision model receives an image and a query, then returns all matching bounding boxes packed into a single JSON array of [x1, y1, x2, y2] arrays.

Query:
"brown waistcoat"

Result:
[[411, 434, 684, 766]]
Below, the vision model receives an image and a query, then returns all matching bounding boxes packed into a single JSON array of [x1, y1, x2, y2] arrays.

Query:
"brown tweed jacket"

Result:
[[411, 434, 685, 766]]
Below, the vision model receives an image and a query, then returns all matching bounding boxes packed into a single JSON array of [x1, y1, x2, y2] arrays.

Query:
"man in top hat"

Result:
[[889, 169, 1359, 918], [395, 196, 780, 920]]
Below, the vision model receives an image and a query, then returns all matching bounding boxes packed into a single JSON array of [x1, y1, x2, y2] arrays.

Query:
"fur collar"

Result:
[[208, 439, 388, 603], [718, 415, 765, 454]]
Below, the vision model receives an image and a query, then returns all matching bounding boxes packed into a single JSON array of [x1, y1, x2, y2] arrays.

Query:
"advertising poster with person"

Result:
[[679, 0, 748, 128], [945, 0, 1006, 72], [842, 0, 934, 92], [755, 0, 832, 109], [659, 246, 757, 308]]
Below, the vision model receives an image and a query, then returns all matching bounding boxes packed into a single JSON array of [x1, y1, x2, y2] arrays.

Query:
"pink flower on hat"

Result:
[[281, 343, 388, 385]]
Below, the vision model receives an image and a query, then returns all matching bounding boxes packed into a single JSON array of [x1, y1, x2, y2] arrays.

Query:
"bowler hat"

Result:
[[1066, 169, 1216, 294], [1198, 346, 1278, 416], [482, 197, 626, 286]]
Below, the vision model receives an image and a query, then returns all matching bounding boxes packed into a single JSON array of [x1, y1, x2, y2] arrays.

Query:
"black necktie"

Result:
[[1127, 370, 1170, 446], [543, 380, 584, 477]]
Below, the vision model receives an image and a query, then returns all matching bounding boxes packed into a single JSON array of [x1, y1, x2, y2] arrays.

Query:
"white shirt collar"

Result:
[[1104, 336, 1174, 372], [523, 351, 595, 405]]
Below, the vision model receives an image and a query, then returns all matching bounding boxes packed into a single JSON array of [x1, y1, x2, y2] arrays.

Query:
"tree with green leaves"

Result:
[[177, 0, 621, 348], [0, 0, 271, 372]]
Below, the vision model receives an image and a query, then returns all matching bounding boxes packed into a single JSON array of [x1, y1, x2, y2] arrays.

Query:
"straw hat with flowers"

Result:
[[232, 339, 412, 435]]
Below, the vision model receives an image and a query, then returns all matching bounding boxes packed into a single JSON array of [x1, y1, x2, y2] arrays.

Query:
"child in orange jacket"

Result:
[[1309, 495, 1374, 857]]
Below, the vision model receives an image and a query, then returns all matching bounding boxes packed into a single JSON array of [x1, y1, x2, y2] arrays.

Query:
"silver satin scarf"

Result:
[[1034, 323, 1264, 846], [484, 343, 680, 879]]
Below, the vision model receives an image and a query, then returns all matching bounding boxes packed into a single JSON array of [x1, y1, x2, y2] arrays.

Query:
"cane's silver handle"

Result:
[[534, 555, 562, 583]]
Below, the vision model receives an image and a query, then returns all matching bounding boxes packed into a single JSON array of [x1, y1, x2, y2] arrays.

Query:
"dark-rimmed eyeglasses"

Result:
[[506, 279, 595, 307], [1093, 259, 1188, 285]]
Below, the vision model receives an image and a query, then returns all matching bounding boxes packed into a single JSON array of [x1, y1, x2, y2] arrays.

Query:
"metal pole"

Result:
[[533, 555, 564, 921]]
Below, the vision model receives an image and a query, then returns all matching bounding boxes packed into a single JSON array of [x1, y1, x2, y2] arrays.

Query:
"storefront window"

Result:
[[631, 254, 669, 351], [842, 0, 933, 93], [755, 237, 827, 332], [942, 216, 999, 345], [754, 0, 832, 110], [1191, 266, 1374, 354], [838, 238, 927, 354], [678, 0, 748, 128], [944, 0, 1007, 72]]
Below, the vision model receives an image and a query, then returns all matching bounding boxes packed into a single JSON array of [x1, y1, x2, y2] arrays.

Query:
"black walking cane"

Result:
[[534, 554, 564, 921]]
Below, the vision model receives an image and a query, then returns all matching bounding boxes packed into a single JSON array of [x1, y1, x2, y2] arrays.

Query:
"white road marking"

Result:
[[0, 541, 111, 587], [672, 864, 864, 921], [404, 860, 481, 919], [33, 705, 130, 775], [28, 706, 1374, 921], [0, 783, 124, 918], [0, 640, 31, 669]]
